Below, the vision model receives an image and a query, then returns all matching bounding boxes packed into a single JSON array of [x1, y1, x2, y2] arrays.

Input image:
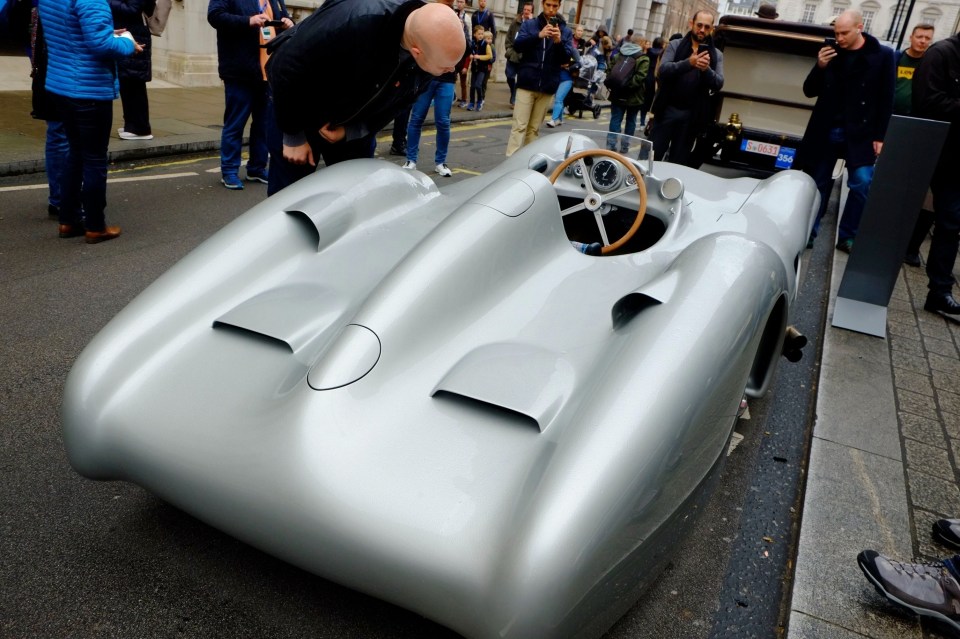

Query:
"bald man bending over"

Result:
[[265, 0, 466, 194]]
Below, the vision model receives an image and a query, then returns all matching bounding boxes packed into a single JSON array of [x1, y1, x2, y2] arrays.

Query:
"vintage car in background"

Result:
[[62, 131, 818, 638], [702, 15, 834, 172]]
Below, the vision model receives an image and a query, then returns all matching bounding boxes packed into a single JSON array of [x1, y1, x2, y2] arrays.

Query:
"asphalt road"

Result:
[[0, 118, 833, 639]]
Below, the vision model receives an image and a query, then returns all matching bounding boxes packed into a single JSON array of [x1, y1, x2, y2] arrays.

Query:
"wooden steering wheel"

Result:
[[548, 149, 648, 255]]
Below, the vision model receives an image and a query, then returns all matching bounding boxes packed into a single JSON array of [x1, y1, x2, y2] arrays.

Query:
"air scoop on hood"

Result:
[[307, 324, 381, 391]]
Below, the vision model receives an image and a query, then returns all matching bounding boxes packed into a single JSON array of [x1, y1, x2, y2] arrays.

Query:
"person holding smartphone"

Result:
[[506, 0, 579, 156], [207, 0, 294, 190], [796, 9, 894, 253], [648, 10, 723, 167]]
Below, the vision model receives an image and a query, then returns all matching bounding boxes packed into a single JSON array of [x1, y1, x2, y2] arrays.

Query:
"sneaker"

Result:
[[545, 119, 561, 128], [435, 163, 452, 177], [857, 550, 960, 632], [246, 171, 268, 184], [835, 238, 853, 254], [458, 101, 468, 108], [933, 519, 960, 550], [904, 252, 922, 267], [466, 103, 475, 111], [478, 101, 484, 111], [401, 160, 417, 170], [389, 145, 406, 156], [118, 128, 153, 141], [221, 175, 244, 190]]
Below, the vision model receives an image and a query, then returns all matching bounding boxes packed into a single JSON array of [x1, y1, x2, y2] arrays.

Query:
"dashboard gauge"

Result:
[[573, 163, 583, 178], [625, 173, 637, 186], [591, 159, 620, 191]]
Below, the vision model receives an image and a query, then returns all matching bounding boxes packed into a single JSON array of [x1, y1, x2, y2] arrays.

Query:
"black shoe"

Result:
[[389, 145, 406, 156], [857, 550, 960, 632], [904, 252, 922, 267], [48, 204, 59, 219], [835, 238, 853, 254], [924, 292, 960, 315], [933, 519, 960, 550]]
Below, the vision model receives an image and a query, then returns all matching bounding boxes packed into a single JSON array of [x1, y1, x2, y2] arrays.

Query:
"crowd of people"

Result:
[[23, 0, 960, 326]]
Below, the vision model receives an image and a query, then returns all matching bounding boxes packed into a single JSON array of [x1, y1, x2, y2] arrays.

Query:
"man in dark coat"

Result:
[[913, 31, 960, 315], [649, 10, 724, 167], [265, 0, 465, 193], [798, 9, 894, 252], [208, 0, 293, 190]]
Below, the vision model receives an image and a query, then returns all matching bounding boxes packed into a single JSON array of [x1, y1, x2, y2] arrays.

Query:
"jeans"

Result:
[[407, 80, 454, 165], [505, 60, 519, 104], [927, 174, 960, 295], [470, 70, 487, 104], [45, 120, 68, 209], [221, 79, 268, 179], [56, 95, 112, 231], [551, 71, 573, 122], [806, 132, 875, 243], [607, 102, 641, 151]]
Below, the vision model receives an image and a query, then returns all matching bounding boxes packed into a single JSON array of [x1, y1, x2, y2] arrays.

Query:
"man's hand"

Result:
[[689, 50, 710, 70], [249, 13, 268, 28], [280, 17, 294, 29], [283, 142, 315, 166], [816, 45, 837, 68], [319, 123, 345, 144], [873, 140, 883, 156], [540, 24, 560, 42]]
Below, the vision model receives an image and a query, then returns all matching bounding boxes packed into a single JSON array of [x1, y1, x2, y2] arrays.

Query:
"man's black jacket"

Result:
[[913, 34, 960, 180], [266, 0, 440, 145], [798, 32, 894, 170]]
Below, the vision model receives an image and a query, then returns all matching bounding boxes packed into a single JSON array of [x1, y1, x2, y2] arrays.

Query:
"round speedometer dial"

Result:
[[590, 159, 621, 191]]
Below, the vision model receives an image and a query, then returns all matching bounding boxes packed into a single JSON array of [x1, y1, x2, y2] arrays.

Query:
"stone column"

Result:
[[151, 0, 219, 87]]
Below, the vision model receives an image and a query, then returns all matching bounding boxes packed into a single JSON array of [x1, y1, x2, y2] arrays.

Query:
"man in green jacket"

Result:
[[606, 35, 650, 153]]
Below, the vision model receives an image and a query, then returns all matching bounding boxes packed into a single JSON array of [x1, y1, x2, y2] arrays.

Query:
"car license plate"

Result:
[[740, 139, 796, 169]]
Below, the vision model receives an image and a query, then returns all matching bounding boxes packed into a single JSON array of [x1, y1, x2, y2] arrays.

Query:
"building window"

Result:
[[801, 3, 817, 23], [861, 10, 875, 32], [920, 8, 942, 30]]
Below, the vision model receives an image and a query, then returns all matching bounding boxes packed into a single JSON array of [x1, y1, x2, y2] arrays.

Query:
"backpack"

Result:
[[145, 0, 171, 37], [603, 54, 637, 91]]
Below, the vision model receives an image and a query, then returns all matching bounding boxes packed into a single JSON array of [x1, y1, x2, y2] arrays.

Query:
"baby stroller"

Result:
[[564, 56, 603, 119]]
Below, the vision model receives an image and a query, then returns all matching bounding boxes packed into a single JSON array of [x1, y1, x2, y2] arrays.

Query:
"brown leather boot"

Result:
[[84, 226, 122, 244], [58, 224, 84, 238]]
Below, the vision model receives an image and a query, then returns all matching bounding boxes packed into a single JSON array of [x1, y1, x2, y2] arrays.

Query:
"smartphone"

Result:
[[549, 16, 559, 26], [265, 20, 285, 28], [824, 37, 837, 50]]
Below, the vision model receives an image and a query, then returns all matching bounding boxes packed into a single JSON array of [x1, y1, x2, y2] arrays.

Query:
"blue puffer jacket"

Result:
[[38, 0, 135, 100]]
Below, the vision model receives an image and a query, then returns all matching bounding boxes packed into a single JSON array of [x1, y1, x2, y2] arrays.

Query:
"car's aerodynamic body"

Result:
[[62, 131, 818, 638]]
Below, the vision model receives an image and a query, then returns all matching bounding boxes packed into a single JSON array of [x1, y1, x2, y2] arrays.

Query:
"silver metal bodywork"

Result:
[[62, 132, 819, 639]]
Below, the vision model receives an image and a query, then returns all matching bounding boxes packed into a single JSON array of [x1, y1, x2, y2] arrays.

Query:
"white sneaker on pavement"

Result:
[[118, 128, 154, 140], [435, 163, 452, 177], [401, 160, 417, 170], [545, 119, 561, 128]]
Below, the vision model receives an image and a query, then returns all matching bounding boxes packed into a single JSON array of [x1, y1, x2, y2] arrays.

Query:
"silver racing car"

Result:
[[62, 131, 818, 638]]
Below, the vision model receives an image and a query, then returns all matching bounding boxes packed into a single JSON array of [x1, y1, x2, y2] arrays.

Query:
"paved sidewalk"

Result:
[[788, 232, 960, 638], [0, 61, 611, 176]]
